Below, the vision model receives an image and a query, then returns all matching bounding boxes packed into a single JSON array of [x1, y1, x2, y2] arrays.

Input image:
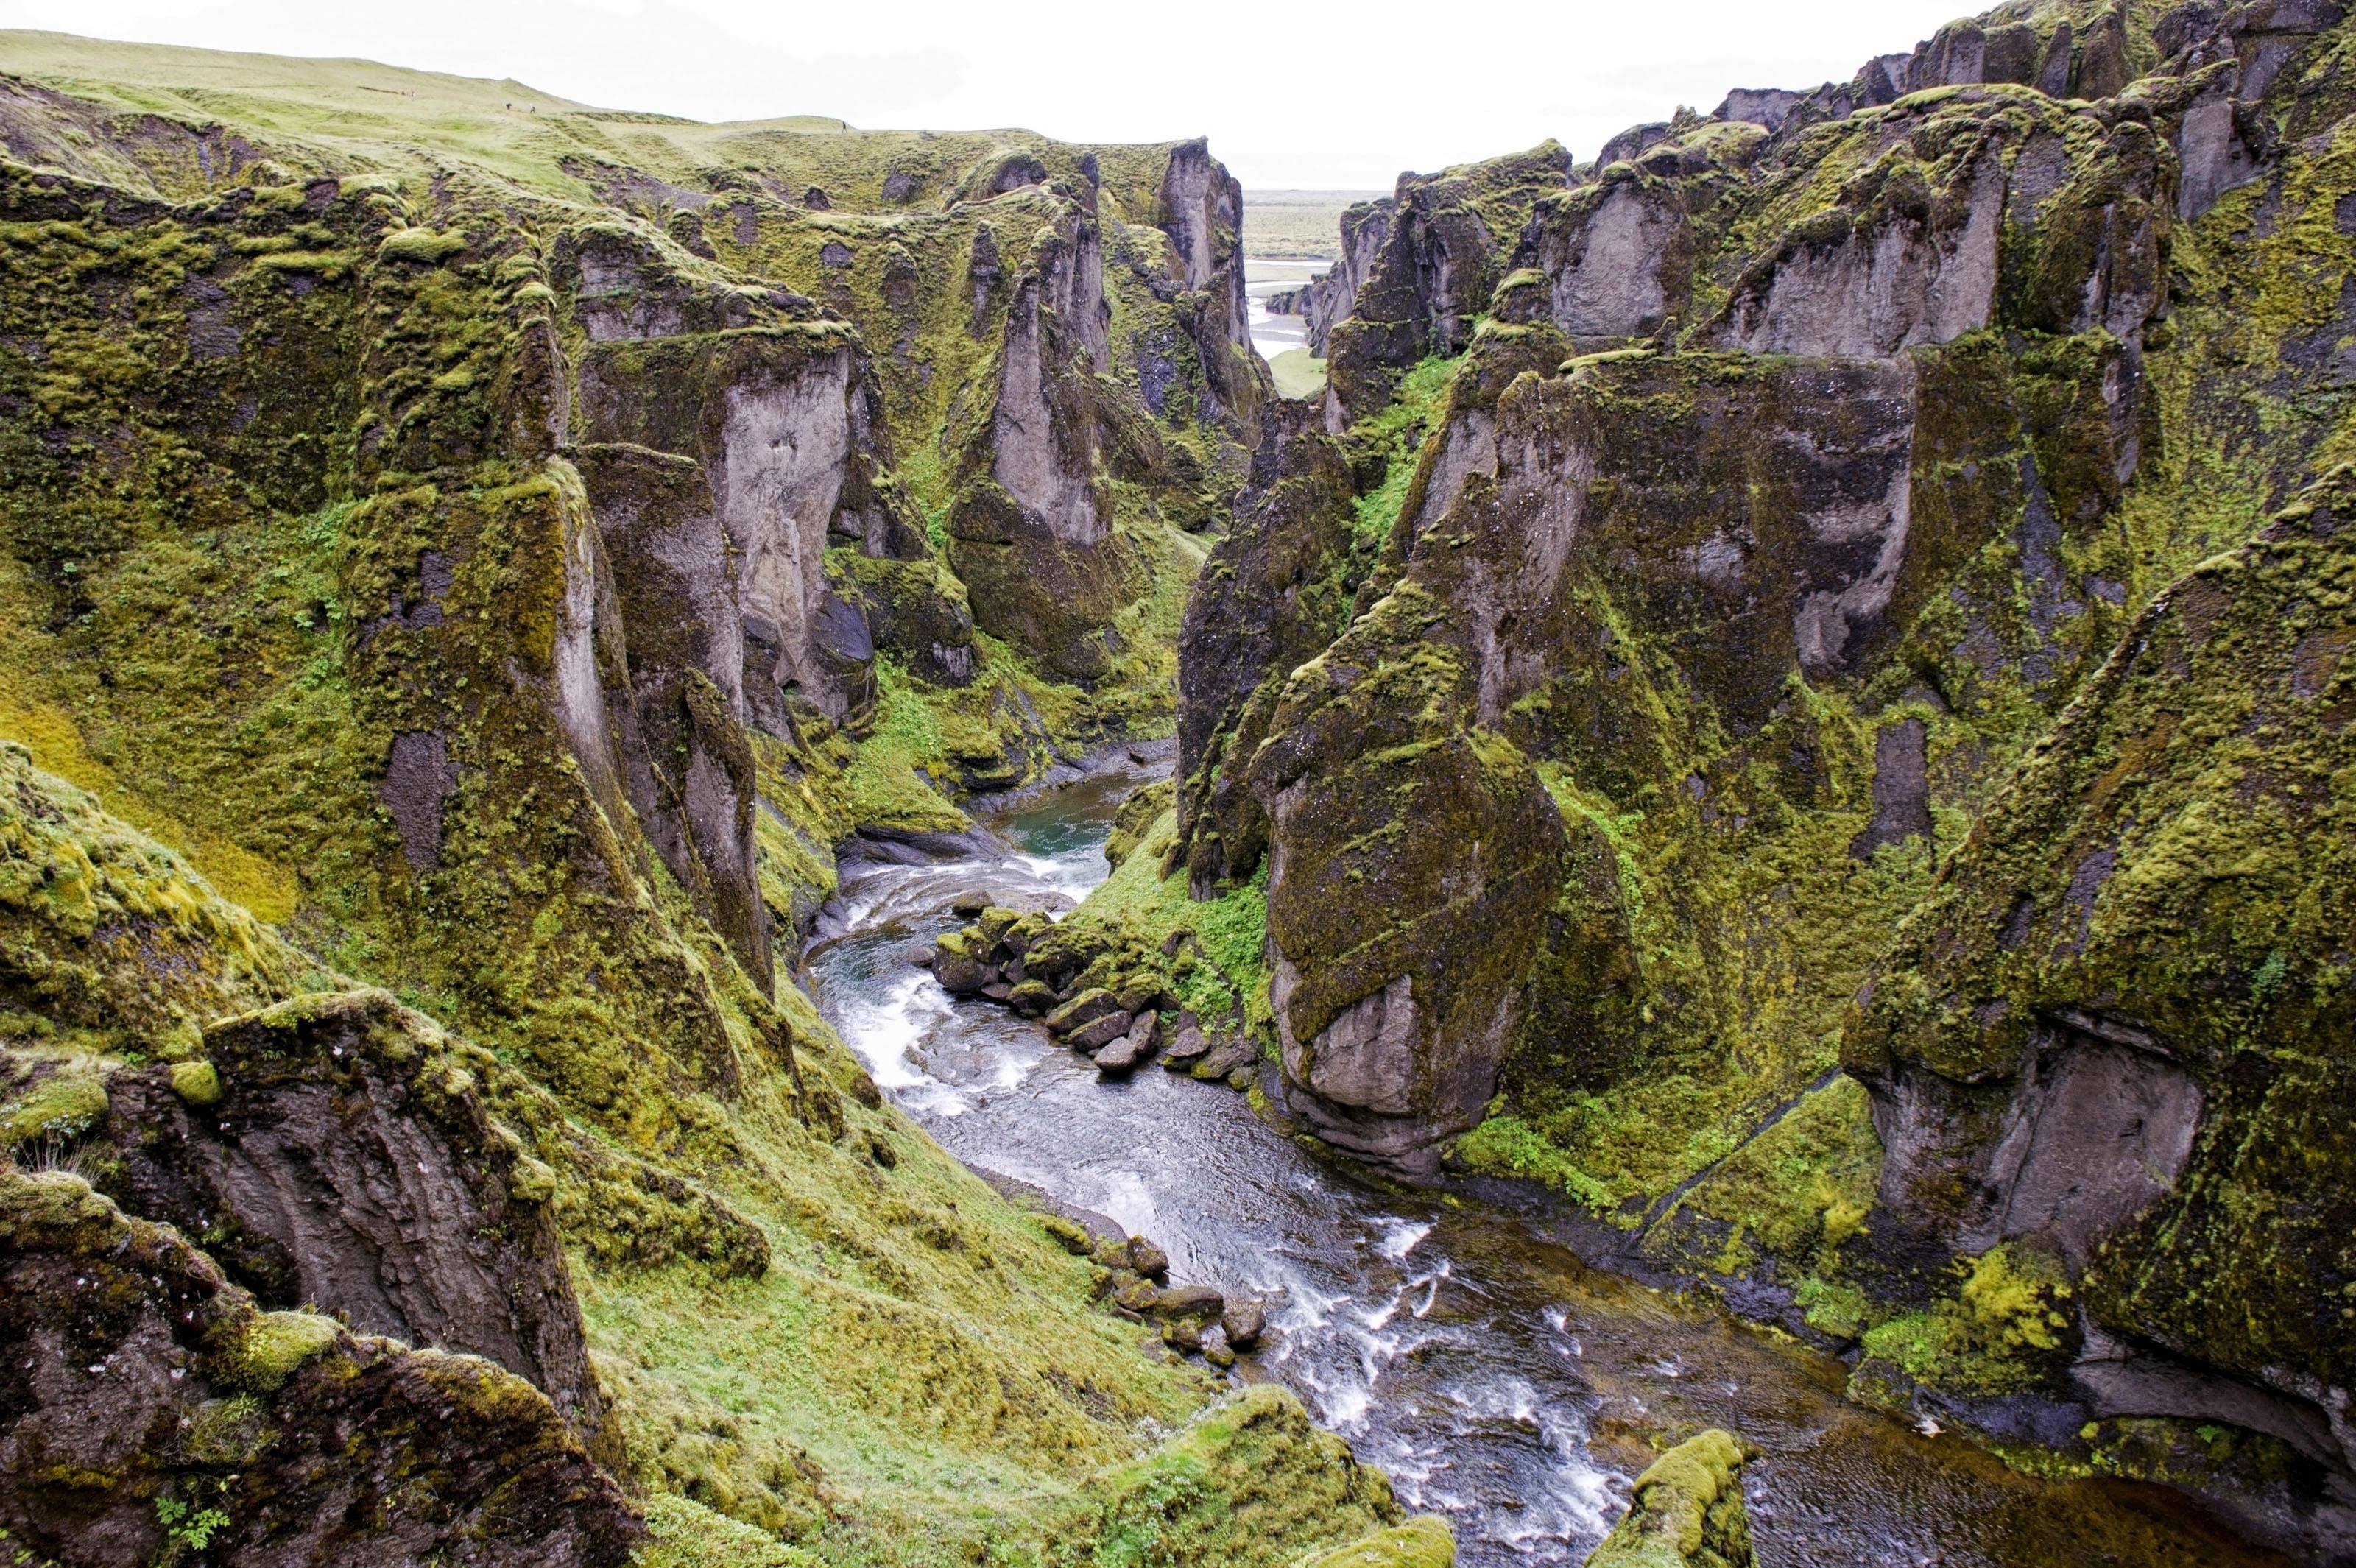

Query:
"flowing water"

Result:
[[802, 760, 2289, 1568], [1246, 258, 1319, 363]]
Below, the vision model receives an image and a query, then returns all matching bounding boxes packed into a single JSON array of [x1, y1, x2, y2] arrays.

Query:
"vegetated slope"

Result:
[[1086, 0, 2356, 1555], [0, 35, 1417, 1568]]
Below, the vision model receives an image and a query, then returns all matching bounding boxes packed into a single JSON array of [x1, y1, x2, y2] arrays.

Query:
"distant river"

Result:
[[1246, 258, 1322, 363]]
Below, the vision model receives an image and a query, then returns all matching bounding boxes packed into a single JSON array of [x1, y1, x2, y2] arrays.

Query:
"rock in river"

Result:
[[1066, 1011, 1134, 1053]]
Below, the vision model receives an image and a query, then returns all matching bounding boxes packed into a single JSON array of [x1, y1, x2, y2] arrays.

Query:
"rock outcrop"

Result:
[[91, 989, 614, 1458], [1177, 399, 1358, 895], [1322, 142, 1571, 426], [1141, 0, 2356, 1539], [0, 1165, 640, 1568], [1843, 468, 2356, 1549], [1299, 199, 1397, 358], [947, 213, 1142, 680]]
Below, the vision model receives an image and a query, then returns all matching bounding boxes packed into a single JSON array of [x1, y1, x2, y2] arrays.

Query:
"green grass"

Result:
[[1241, 191, 1384, 261], [0, 29, 1217, 234], [1052, 805, 1272, 1033], [1269, 349, 1327, 401]]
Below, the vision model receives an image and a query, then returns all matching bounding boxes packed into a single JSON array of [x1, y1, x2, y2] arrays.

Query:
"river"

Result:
[[800, 758, 2288, 1568], [1246, 258, 1319, 363]]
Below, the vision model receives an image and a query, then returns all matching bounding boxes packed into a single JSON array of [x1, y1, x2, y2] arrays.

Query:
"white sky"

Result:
[[0, 0, 1976, 188]]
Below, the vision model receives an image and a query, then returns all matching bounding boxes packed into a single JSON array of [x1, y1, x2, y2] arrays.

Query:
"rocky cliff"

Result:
[[1128, 0, 2356, 1551], [0, 35, 1431, 1568]]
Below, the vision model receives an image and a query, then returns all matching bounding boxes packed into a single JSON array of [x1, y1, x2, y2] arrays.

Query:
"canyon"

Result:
[[2, 4, 2354, 1565]]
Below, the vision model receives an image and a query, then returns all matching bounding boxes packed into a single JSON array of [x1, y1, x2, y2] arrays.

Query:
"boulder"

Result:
[[1295, 1518, 1456, 1568], [1095, 1012, 1161, 1075], [1006, 980, 1058, 1015], [1163, 1023, 1212, 1067], [1093, 1031, 1153, 1075], [934, 953, 995, 995], [1127, 1237, 1171, 1281], [1066, 1012, 1134, 1053], [1044, 987, 1122, 1034], [1222, 1297, 1269, 1349], [1112, 978, 1165, 1015], [1149, 1283, 1226, 1322], [1191, 1038, 1255, 1082]]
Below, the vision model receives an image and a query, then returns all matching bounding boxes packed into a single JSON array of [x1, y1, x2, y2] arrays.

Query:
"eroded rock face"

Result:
[[91, 989, 615, 1461], [573, 306, 886, 730], [1177, 400, 1357, 895], [0, 1167, 638, 1568], [1155, 138, 1262, 432], [1323, 142, 1572, 427], [573, 444, 771, 986], [1717, 150, 2004, 359], [1301, 199, 1396, 358], [948, 214, 1140, 680], [1246, 570, 1583, 1172], [1844, 474, 2356, 1529], [1512, 172, 1693, 348]]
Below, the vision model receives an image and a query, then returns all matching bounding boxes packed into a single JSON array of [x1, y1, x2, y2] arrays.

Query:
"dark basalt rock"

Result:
[[1175, 398, 1357, 894], [88, 989, 616, 1463], [1066, 1011, 1133, 1053], [1844, 473, 2356, 1554], [1323, 141, 1572, 427], [1093, 1012, 1158, 1073], [0, 1167, 640, 1568]]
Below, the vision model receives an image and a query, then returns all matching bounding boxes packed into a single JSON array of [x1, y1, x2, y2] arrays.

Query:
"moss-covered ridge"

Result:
[[1843, 465, 2356, 1506], [1127, 0, 2356, 1545], [0, 643, 1426, 1563], [0, 37, 1442, 1568]]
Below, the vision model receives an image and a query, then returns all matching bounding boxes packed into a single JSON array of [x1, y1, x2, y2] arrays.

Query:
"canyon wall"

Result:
[[1155, 0, 2356, 1550], [0, 41, 1416, 1568]]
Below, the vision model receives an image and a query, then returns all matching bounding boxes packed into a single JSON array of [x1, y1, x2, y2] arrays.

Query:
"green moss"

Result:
[[635, 1494, 817, 1568], [0, 1070, 108, 1146], [1048, 805, 1271, 1031], [1045, 1385, 1401, 1568], [1581, 1430, 1754, 1568], [1288, 1516, 1454, 1568], [225, 1310, 342, 1394], [1451, 1115, 1616, 1209], [1639, 1076, 1882, 1278], [1855, 1245, 2074, 1397], [167, 1059, 222, 1106]]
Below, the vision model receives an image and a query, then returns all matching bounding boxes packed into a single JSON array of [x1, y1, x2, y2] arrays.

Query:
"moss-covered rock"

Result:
[[1291, 1516, 1456, 1568], [1581, 1430, 1755, 1568], [1844, 467, 2356, 1514], [1325, 141, 1573, 425], [1051, 1384, 1403, 1568], [0, 1165, 641, 1567]]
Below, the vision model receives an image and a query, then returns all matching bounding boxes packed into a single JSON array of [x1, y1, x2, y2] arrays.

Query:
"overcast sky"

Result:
[[0, 0, 1975, 188]]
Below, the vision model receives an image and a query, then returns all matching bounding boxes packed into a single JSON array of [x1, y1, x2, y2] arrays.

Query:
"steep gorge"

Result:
[[4, 4, 2356, 1566], [1032, 0, 2356, 1559]]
